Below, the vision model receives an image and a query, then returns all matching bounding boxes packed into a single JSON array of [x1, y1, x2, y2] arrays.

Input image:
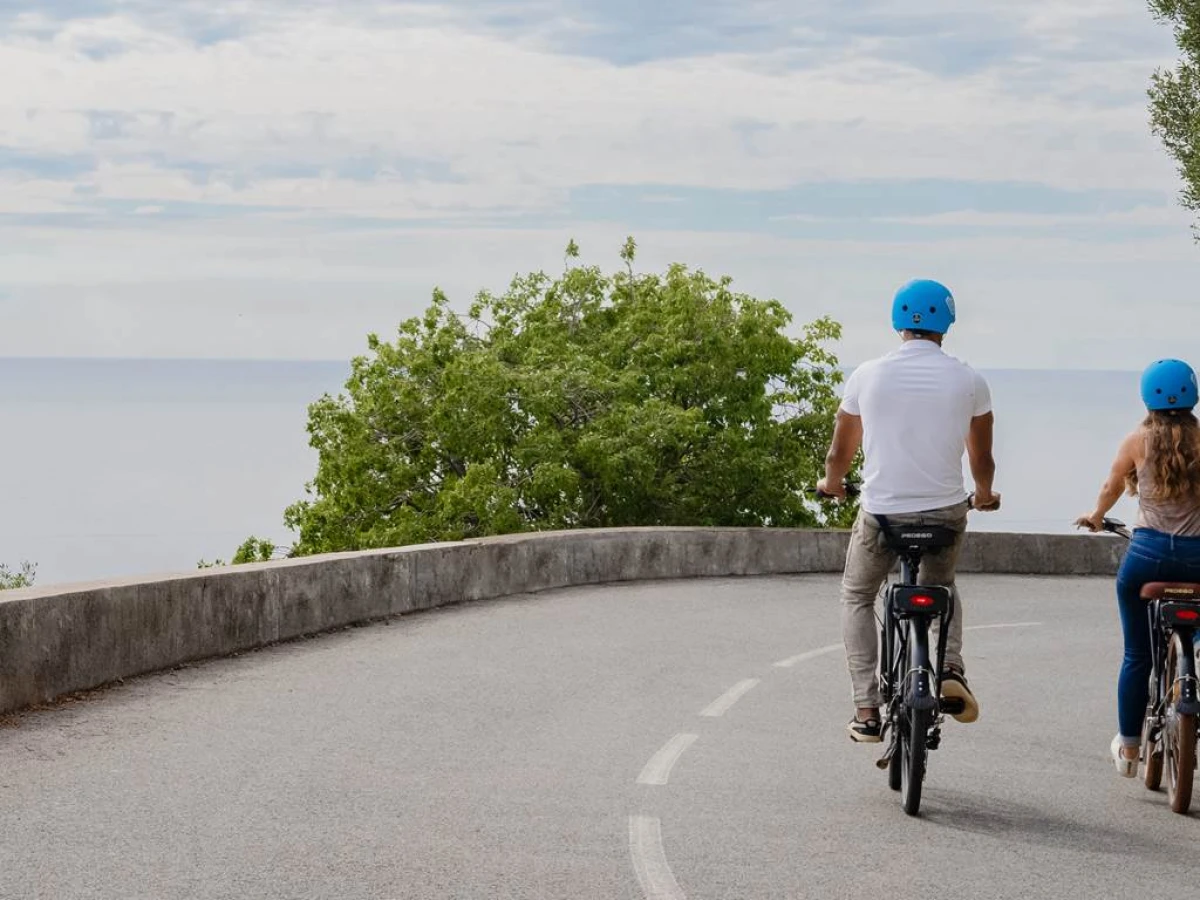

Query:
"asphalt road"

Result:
[[0, 574, 1193, 900]]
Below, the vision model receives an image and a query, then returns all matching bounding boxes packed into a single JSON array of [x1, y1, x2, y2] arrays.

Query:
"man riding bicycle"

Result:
[[817, 279, 1001, 743]]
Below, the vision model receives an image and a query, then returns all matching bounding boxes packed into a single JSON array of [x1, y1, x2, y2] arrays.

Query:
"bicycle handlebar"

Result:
[[1101, 518, 1132, 540], [810, 480, 986, 512], [809, 480, 862, 500]]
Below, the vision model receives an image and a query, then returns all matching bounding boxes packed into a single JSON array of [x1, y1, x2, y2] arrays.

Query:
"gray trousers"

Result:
[[840, 502, 969, 708]]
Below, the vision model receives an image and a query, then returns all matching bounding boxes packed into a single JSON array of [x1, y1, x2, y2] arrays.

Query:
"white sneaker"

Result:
[[1111, 735, 1137, 778]]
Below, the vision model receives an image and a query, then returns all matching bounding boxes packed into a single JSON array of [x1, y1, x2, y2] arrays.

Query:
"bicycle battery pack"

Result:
[[889, 584, 952, 618]]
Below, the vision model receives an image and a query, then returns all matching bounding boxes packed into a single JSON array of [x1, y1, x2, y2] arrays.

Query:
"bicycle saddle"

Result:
[[1141, 582, 1200, 601], [881, 525, 958, 554]]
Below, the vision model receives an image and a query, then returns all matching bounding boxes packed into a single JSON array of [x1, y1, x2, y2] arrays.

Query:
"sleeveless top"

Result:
[[1135, 452, 1200, 536]]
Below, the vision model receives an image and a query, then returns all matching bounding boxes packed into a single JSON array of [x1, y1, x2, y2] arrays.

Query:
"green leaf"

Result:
[[0, 560, 36, 590]]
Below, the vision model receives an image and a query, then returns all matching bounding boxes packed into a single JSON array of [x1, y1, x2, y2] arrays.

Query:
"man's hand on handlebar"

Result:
[[971, 489, 1002, 512], [815, 477, 847, 501]]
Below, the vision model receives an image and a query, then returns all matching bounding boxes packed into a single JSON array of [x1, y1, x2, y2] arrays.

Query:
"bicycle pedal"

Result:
[[940, 698, 966, 716]]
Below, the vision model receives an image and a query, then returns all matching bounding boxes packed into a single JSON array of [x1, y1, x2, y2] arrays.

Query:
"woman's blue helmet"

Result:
[[1141, 359, 1198, 412], [892, 279, 956, 334]]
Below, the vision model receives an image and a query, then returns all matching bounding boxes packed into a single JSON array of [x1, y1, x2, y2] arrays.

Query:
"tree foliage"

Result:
[[1149, 1, 1200, 227], [198, 536, 279, 569], [283, 240, 854, 556], [0, 560, 36, 590]]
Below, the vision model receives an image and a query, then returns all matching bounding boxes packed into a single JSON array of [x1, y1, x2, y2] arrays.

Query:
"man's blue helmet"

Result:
[[1141, 359, 1198, 411], [892, 279, 956, 335]]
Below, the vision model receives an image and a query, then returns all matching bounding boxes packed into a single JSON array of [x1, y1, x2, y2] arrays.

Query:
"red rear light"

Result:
[[911, 595, 936, 608], [1176, 609, 1200, 621]]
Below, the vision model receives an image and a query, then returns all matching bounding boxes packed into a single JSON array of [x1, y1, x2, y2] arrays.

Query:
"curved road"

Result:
[[0, 575, 1193, 899]]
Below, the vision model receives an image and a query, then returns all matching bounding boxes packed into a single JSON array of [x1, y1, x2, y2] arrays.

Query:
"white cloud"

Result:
[[0, 2, 1183, 209], [0, 0, 1195, 368]]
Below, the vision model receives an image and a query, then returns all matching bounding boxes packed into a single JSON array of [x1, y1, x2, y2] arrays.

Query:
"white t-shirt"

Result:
[[841, 340, 992, 515]]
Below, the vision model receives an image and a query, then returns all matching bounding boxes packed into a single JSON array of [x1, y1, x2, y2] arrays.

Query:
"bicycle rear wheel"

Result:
[[1165, 634, 1196, 815], [884, 611, 903, 792], [902, 706, 930, 816]]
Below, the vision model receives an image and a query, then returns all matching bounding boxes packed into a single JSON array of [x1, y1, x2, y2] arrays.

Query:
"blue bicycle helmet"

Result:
[[892, 279, 956, 334], [1141, 359, 1198, 411]]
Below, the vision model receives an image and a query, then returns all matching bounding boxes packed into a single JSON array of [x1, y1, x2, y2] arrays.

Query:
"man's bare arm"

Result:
[[817, 410, 863, 498], [966, 412, 1000, 510]]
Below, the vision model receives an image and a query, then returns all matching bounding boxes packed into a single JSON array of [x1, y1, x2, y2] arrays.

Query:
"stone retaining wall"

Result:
[[0, 528, 1125, 714]]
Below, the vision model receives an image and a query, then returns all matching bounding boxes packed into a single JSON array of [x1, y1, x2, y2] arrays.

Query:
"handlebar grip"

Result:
[[809, 481, 861, 499]]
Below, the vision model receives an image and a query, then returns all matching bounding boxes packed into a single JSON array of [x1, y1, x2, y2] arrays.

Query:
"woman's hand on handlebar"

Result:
[[1074, 512, 1105, 533]]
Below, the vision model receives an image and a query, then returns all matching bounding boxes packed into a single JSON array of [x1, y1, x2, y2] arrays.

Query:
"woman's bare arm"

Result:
[[1076, 430, 1142, 531]]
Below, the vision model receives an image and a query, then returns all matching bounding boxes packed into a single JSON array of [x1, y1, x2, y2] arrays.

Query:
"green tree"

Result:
[[0, 561, 36, 590], [198, 536, 279, 569], [1149, 1, 1200, 230], [281, 239, 854, 556]]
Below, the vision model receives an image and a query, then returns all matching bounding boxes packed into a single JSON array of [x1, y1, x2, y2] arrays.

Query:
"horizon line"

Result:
[[0, 355, 1143, 374]]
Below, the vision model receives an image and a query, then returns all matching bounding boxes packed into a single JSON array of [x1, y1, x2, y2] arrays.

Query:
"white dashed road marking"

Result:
[[637, 734, 699, 786], [772, 624, 1040, 670], [630, 638, 895, 895], [699, 679, 760, 717], [630, 816, 687, 900], [966, 621, 1042, 632], [772, 643, 843, 668]]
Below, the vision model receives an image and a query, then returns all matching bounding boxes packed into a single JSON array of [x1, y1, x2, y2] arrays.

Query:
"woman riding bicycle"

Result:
[[1077, 359, 1200, 777]]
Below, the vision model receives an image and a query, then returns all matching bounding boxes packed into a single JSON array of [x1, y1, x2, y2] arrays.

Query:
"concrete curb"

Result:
[[0, 528, 1126, 715]]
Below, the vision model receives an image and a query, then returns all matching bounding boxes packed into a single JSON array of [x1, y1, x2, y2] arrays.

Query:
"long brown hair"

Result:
[[1127, 410, 1200, 500]]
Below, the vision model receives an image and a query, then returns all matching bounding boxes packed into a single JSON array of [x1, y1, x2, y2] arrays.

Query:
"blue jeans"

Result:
[[1115, 528, 1200, 740]]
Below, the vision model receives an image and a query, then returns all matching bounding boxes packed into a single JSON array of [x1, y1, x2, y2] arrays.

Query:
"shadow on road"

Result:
[[917, 788, 1192, 863]]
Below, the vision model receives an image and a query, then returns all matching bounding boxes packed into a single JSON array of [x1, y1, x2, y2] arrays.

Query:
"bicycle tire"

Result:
[[1165, 634, 1196, 814], [1142, 702, 1163, 792], [888, 724, 903, 792], [884, 609, 903, 792], [880, 620, 893, 704], [902, 706, 930, 816], [1168, 713, 1195, 814]]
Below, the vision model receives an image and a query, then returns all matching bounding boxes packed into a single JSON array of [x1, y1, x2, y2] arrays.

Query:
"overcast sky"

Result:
[[1, 0, 1197, 368]]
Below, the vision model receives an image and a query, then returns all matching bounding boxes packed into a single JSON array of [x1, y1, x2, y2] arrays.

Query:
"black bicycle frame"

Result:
[[882, 553, 951, 715]]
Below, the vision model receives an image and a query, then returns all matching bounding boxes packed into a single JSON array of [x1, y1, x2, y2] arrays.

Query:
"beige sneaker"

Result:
[[847, 716, 882, 743], [939, 670, 980, 723], [1111, 735, 1137, 778]]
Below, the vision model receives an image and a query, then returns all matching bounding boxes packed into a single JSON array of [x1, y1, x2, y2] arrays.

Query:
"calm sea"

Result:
[[0, 359, 1145, 587]]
